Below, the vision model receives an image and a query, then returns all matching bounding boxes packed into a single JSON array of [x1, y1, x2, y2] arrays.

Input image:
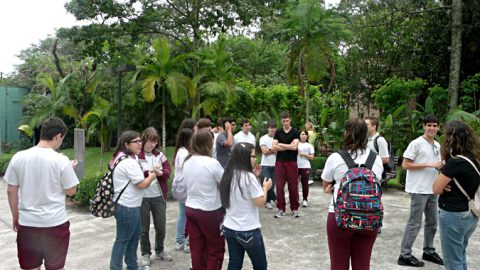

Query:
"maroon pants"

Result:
[[326, 213, 378, 270], [186, 207, 225, 270], [275, 161, 299, 211], [298, 168, 310, 201]]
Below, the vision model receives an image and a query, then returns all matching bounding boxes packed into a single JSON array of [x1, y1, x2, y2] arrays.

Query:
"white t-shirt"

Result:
[[112, 155, 146, 208], [403, 136, 441, 194], [174, 147, 189, 183], [297, 142, 314, 169], [223, 172, 264, 231], [367, 132, 390, 159], [139, 152, 167, 198], [259, 134, 276, 167], [212, 132, 220, 159], [184, 155, 224, 211], [321, 149, 383, 213], [4, 146, 79, 227], [234, 131, 256, 147]]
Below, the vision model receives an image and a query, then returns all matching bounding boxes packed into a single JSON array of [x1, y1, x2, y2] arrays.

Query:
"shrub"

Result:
[[74, 173, 102, 207], [0, 156, 11, 175], [311, 156, 327, 180]]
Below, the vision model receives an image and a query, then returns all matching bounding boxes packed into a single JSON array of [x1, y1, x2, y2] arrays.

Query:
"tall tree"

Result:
[[134, 38, 195, 151], [448, 0, 462, 110]]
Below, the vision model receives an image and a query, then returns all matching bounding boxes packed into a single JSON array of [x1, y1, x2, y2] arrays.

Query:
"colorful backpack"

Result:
[[90, 155, 130, 218], [334, 150, 383, 231]]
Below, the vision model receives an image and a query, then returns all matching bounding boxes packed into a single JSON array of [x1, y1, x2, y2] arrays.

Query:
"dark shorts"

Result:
[[17, 221, 70, 270]]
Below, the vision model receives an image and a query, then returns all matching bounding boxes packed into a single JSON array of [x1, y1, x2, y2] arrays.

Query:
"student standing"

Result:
[[138, 127, 172, 265], [322, 118, 383, 270], [260, 120, 277, 209], [433, 120, 480, 270], [365, 116, 391, 180], [272, 112, 300, 218], [216, 118, 236, 168], [220, 143, 272, 270], [297, 129, 314, 207], [5, 117, 79, 270], [398, 115, 444, 267], [234, 118, 256, 146]]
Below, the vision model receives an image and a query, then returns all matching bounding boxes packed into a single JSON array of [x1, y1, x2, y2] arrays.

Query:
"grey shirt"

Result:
[[216, 132, 231, 168]]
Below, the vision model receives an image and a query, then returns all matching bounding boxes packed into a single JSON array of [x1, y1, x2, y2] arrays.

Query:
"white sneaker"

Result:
[[270, 200, 277, 207], [302, 200, 309, 207], [292, 210, 300, 218], [265, 202, 273, 209], [175, 242, 185, 251], [184, 242, 190, 253], [274, 210, 285, 218], [142, 254, 151, 266], [156, 251, 173, 261], [308, 179, 314, 185]]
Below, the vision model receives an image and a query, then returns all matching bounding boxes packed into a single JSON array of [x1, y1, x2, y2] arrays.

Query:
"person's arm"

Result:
[[402, 158, 442, 170], [323, 181, 334, 194], [381, 157, 390, 164], [279, 138, 300, 151], [299, 148, 314, 161], [7, 185, 20, 232], [136, 172, 157, 189], [271, 139, 285, 152], [64, 186, 77, 196], [252, 178, 272, 207], [433, 173, 452, 195], [260, 145, 276, 155]]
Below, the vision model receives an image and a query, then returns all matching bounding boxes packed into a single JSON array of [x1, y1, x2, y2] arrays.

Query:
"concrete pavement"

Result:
[[1, 179, 479, 270]]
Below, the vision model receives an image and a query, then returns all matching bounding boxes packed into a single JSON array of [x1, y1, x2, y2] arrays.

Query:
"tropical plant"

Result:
[[134, 38, 195, 151]]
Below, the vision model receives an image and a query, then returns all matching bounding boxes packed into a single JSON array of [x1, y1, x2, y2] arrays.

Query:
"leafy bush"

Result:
[[0, 156, 11, 175], [74, 173, 102, 207], [311, 156, 327, 180]]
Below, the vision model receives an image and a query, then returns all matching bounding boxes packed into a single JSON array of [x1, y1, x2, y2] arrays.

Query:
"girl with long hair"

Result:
[[138, 127, 172, 265], [109, 131, 157, 270], [297, 129, 315, 207], [321, 118, 383, 270], [183, 128, 225, 270], [433, 120, 480, 269], [220, 143, 272, 270]]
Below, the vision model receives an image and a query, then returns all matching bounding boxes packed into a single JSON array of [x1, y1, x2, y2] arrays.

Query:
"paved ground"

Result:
[[1, 180, 479, 270]]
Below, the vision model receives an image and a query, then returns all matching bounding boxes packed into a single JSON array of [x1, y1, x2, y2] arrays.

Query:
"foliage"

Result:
[[425, 85, 449, 123], [0, 155, 12, 175], [311, 156, 327, 180], [373, 77, 425, 116], [74, 172, 102, 207], [459, 73, 480, 112]]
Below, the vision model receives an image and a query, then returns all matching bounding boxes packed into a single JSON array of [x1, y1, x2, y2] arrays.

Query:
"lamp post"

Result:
[[115, 64, 136, 137]]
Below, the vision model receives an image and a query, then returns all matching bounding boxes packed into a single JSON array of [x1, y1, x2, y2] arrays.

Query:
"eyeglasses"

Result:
[[433, 144, 439, 156], [129, 139, 142, 144], [251, 155, 256, 158]]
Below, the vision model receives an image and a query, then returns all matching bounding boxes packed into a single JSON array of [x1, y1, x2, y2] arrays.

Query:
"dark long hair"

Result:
[[441, 120, 480, 162], [174, 118, 197, 160], [343, 118, 368, 159], [112, 130, 140, 160], [220, 142, 255, 209]]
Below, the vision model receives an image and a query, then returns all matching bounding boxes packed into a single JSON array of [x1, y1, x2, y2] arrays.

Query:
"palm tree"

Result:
[[269, 0, 350, 122], [81, 97, 117, 170], [134, 38, 195, 151]]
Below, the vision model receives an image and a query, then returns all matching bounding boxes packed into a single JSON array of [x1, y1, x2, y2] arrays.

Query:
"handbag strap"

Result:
[[451, 155, 480, 200]]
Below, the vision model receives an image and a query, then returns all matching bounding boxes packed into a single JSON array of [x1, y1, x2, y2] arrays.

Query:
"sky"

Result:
[[0, 0, 79, 75], [0, 0, 341, 76]]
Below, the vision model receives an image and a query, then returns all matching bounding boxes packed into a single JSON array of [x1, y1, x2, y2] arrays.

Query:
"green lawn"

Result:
[[60, 147, 176, 179]]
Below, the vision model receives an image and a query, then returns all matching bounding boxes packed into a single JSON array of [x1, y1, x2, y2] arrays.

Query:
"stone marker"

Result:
[[74, 128, 85, 178]]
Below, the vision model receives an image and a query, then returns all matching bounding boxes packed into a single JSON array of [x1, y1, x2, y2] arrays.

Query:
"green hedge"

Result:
[[74, 173, 102, 207], [311, 156, 327, 180]]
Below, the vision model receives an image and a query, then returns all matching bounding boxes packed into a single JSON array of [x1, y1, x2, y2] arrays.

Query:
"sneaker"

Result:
[[274, 210, 285, 218], [175, 242, 185, 251], [302, 200, 308, 207], [156, 251, 173, 261], [142, 254, 151, 266], [292, 210, 300, 218], [265, 202, 273, 209], [422, 252, 444, 265], [138, 266, 151, 270], [308, 179, 314, 185], [397, 255, 425, 267], [184, 242, 190, 253]]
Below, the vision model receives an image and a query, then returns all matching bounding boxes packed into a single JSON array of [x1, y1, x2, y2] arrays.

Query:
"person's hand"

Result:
[[148, 171, 156, 180], [71, 159, 78, 168], [430, 162, 443, 170], [324, 184, 334, 194], [443, 184, 451, 192], [263, 178, 272, 190], [153, 163, 163, 176], [225, 122, 231, 132], [12, 218, 19, 232]]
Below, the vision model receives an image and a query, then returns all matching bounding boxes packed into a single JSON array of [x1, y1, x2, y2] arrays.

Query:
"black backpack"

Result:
[[90, 155, 130, 218], [373, 135, 395, 176]]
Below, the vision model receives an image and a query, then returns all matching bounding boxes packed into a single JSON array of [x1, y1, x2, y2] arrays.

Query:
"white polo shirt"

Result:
[[234, 131, 256, 147]]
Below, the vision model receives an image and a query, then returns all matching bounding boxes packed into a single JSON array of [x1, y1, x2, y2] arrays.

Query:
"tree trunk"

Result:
[[162, 87, 167, 153], [305, 84, 310, 124], [448, 0, 462, 110]]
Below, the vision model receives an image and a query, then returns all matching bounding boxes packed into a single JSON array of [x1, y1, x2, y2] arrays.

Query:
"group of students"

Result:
[[5, 113, 479, 270]]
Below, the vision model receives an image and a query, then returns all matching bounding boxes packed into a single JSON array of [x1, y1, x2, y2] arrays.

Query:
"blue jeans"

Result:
[[176, 201, 187, 244], [400, 193, 438, 257], [223, 227, 267, 270], [110, 204, 141, 270], [439, 209, 478, 270], [261, 166, 276, 202]]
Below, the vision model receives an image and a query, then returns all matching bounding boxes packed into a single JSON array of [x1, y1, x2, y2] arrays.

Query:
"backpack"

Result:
[[451, 155, 480, 217], [90, 155, 130, 218], [373, 135, 395, 175], [334, 150, 384, 231], [172, 176, 187, 203]]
